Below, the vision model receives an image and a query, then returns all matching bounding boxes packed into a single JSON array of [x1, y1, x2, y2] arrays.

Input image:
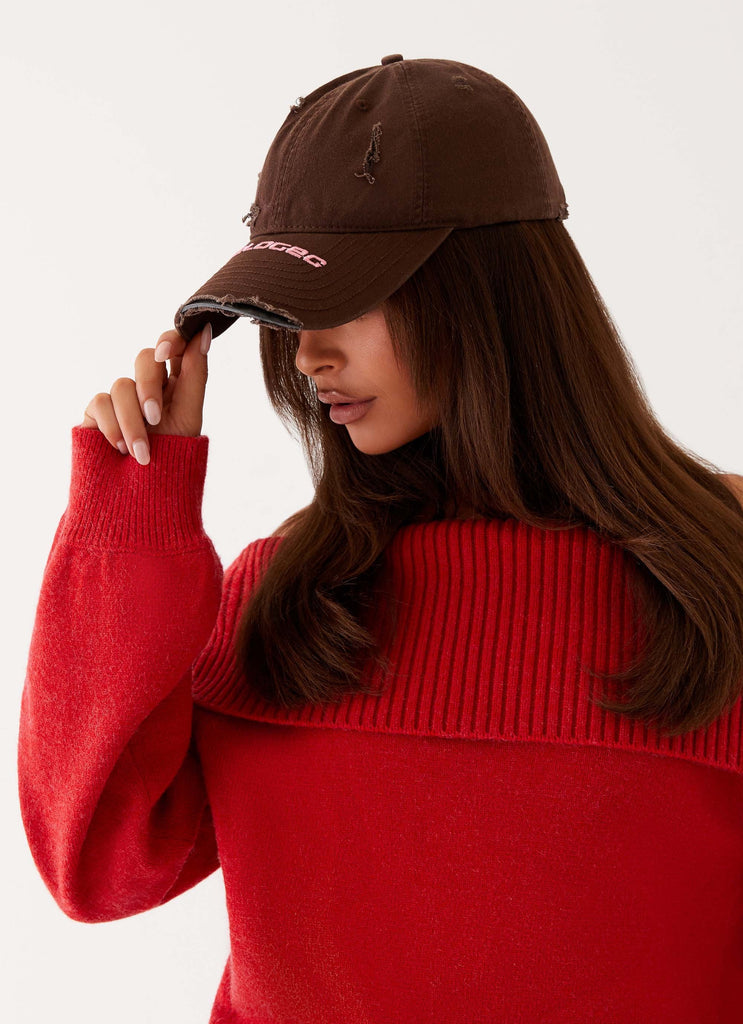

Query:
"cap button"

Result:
[[380, 54, 404, 65]]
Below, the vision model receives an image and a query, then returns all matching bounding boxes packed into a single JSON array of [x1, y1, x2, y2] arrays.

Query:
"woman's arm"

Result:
[[17, 426, 224, 923]]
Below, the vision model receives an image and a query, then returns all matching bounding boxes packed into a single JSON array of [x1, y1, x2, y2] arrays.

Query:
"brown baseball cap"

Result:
[[174, 54, 569, 342]]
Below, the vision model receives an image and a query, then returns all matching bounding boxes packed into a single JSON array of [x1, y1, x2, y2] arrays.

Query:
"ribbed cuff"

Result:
[[61, 426, 211, 550]]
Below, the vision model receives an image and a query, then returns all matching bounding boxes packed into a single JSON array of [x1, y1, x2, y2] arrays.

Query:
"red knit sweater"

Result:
[[18, 426, 743, 1023]]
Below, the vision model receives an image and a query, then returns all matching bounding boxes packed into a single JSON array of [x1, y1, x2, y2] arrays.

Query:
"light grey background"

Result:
[[3, 1, 742, 1021]]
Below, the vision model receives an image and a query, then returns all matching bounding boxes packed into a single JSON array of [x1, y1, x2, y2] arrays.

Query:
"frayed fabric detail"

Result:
[[242, 203, 261, 227], [354, 122, 382, 184], [235, 293, 300, 322]]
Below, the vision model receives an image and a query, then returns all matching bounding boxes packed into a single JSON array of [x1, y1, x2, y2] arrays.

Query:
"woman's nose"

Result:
[[295, 330, 340, 377]]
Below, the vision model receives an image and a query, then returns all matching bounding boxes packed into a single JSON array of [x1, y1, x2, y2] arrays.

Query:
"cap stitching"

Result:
[[466, 66, 552, 215], [178, 232, 451, 317], [251, 221, 460, 232], [187, 229, 453, 308], [397, 62, 427, 224], [273, 92, 330, 227], [501, 88, 550, 212]]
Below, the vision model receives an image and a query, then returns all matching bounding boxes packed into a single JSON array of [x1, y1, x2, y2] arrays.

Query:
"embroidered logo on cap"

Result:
[[231, 240, 327, 268]]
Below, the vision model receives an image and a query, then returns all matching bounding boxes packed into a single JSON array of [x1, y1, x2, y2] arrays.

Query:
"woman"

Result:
[[18, 55, 743, 1022]]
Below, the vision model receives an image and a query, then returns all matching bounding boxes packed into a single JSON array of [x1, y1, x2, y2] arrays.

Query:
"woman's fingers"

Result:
[[153, 327, 186, 367], [134, 348, 168, 426], [81, 395, 129, 454], [79, 323, 212, 467], [164, 322, 211, 434], [109, 377, 152, 464], [82, 382, 150, 463], [149, 324, 211, 430]]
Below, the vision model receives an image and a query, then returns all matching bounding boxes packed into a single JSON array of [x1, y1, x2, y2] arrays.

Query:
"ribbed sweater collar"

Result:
[[192, 518, 743, 774]]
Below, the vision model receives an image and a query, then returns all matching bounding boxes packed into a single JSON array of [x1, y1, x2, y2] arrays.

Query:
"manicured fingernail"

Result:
[[200, 322, 212, 355], [133, 440, 150, 465], [117, 440, 128, 454], [154, 341, 172, 361], [144, 399, 161, 425]]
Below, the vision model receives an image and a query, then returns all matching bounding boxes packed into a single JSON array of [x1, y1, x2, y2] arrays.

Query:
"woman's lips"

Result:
[[317, 391, 374, 404], [329, 398, 376, 424]]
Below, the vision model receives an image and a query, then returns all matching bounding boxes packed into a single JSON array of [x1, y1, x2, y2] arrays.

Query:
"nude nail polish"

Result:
[[133, 440, 150, 465]]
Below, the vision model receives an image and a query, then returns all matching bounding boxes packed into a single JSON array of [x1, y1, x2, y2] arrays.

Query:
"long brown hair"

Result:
[[234, 220, 743, 738]]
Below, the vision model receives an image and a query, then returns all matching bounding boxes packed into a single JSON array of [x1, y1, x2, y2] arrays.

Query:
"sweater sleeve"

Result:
[[17, 425, 225, 923]]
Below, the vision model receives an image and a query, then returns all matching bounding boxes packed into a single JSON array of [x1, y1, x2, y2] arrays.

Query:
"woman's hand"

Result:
[[80, 322, 212, 465]]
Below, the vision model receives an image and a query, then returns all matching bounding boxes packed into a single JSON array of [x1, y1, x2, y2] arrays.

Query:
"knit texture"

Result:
[[18, 425, 743, 1023]]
